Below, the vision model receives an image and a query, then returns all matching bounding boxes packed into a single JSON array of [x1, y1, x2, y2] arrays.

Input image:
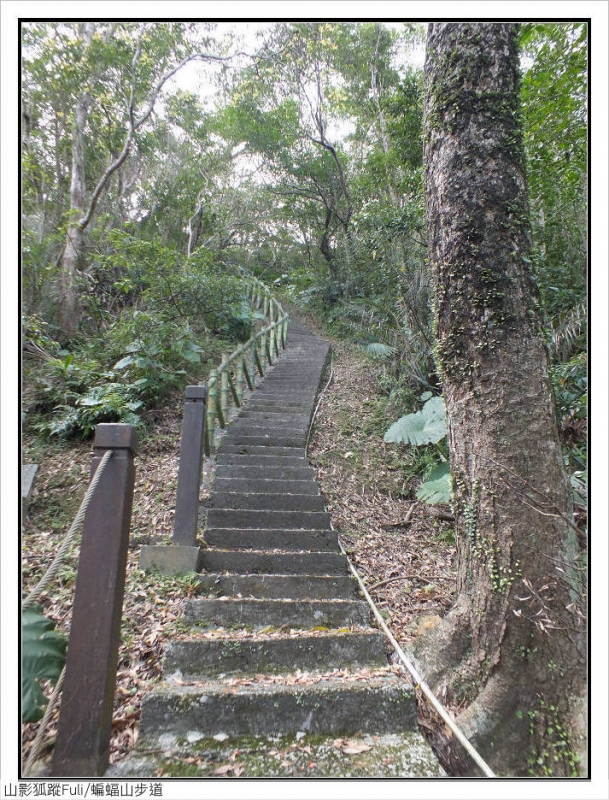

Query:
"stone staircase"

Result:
[[109, 319, 443, 777]]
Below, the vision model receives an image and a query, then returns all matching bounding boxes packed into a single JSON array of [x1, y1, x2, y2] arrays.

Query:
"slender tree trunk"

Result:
[[57, 23, 95, 340], [416, 22, 586, 777], [58, 90, 91, 340]]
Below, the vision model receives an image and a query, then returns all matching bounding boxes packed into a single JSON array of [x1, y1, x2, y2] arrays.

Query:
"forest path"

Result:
[[109, 318, 443, 778]]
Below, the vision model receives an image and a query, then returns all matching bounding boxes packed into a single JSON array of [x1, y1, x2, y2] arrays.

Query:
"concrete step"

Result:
[[196, 573, 358, 599], [203, 527, 339, 551], [206, 508, 332, 530], [255, 384, 318, 392], [244, 402, 312, 412], [217, 445, 307, 458], [199, 549, 348, 575], [247, 391, 317, 401], [220, 435, 307, 448], [163, 630, 388, 678], [215, 454, 309, 468], [108, 729, 444, 778], [214, 464, 314, 480], [139, 674, 417, 740], [225, 423, 308, 437], [238, 412, 312, 425], [212, 478, 320, 495], [248, 394, 316, 403], [184, 597, 371, 629], [209, 492, 326, 512]]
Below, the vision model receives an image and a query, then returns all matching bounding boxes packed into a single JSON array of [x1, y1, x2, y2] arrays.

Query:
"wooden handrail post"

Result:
[[235, 354, 245, 404], [173, 385, 206, 547], [207, 368, 220, 436], [220, 356, 229, 420], [51, 424, 138, 777]]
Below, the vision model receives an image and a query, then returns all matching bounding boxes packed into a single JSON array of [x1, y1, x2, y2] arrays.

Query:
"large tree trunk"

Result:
[[417, 22, 587, 777]]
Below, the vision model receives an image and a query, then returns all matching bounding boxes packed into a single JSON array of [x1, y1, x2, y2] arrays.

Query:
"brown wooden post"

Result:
[[236, 351, 245, 403], [220, 355, 229, 420], [173, 385, 206, 547], [51, 424, 138, 777]]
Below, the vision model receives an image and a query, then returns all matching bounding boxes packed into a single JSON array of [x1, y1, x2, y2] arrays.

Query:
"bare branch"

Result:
[[78, 40, 239, 232]]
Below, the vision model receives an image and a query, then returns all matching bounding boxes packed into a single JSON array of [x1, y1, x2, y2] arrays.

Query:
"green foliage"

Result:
[[22, 606, 67, 723], [28, 314, 198, 439], [37, 383, 143, 439], [93, 233, 250, 336], [552, 351, 587, 421], [416, 460, 452, 505], [551, 351, 587, 496], [365, 342, 395, 359], [520, 23, 587, 319], [384, 393, 447, 446], [384, 393, 452, 506]]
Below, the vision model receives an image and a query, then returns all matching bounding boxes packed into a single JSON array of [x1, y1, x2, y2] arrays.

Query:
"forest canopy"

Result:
[[20, 21, 586, 454]]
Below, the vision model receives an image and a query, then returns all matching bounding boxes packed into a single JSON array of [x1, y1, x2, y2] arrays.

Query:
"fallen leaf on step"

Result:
[[340, 739, 373, 755]]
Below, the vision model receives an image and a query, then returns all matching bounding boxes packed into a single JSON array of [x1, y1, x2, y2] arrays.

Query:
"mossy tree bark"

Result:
[[418, 22, 586, 777]]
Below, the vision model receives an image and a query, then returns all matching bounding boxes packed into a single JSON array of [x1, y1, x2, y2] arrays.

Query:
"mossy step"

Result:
[[164, 630, 388, 678], [199, 548, 348, 575], [209, 491, 325, 512], [139, 674, 417, 740], [203, 527, 338, 551], [107, 730, 444, 779], [183, 597, 370, 629], [206, 508, 332, 530], [196, 573, 358, 599]]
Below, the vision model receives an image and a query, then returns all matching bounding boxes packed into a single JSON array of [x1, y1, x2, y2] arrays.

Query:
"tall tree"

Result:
[[57, 22, 95, 340], [22, 21, 227, 340], [416, 23, 586, 777]]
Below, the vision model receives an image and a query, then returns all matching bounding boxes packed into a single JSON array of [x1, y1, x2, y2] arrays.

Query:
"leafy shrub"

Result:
[[22, 607, 67, 723], [93, 232, 251, 338], [384, 393, 447, 446], [551, 351, 587, 420], [108, 311, 204, 399], [35, 382, 143, 439], [384, 392, 452, 505]]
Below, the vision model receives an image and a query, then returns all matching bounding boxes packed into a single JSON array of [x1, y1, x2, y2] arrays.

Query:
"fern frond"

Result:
[[548, 301, 587, 361]]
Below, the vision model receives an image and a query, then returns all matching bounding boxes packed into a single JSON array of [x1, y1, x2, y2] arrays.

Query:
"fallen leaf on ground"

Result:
[[339, 739, 373, 755], [212, 762, 243, 776]]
